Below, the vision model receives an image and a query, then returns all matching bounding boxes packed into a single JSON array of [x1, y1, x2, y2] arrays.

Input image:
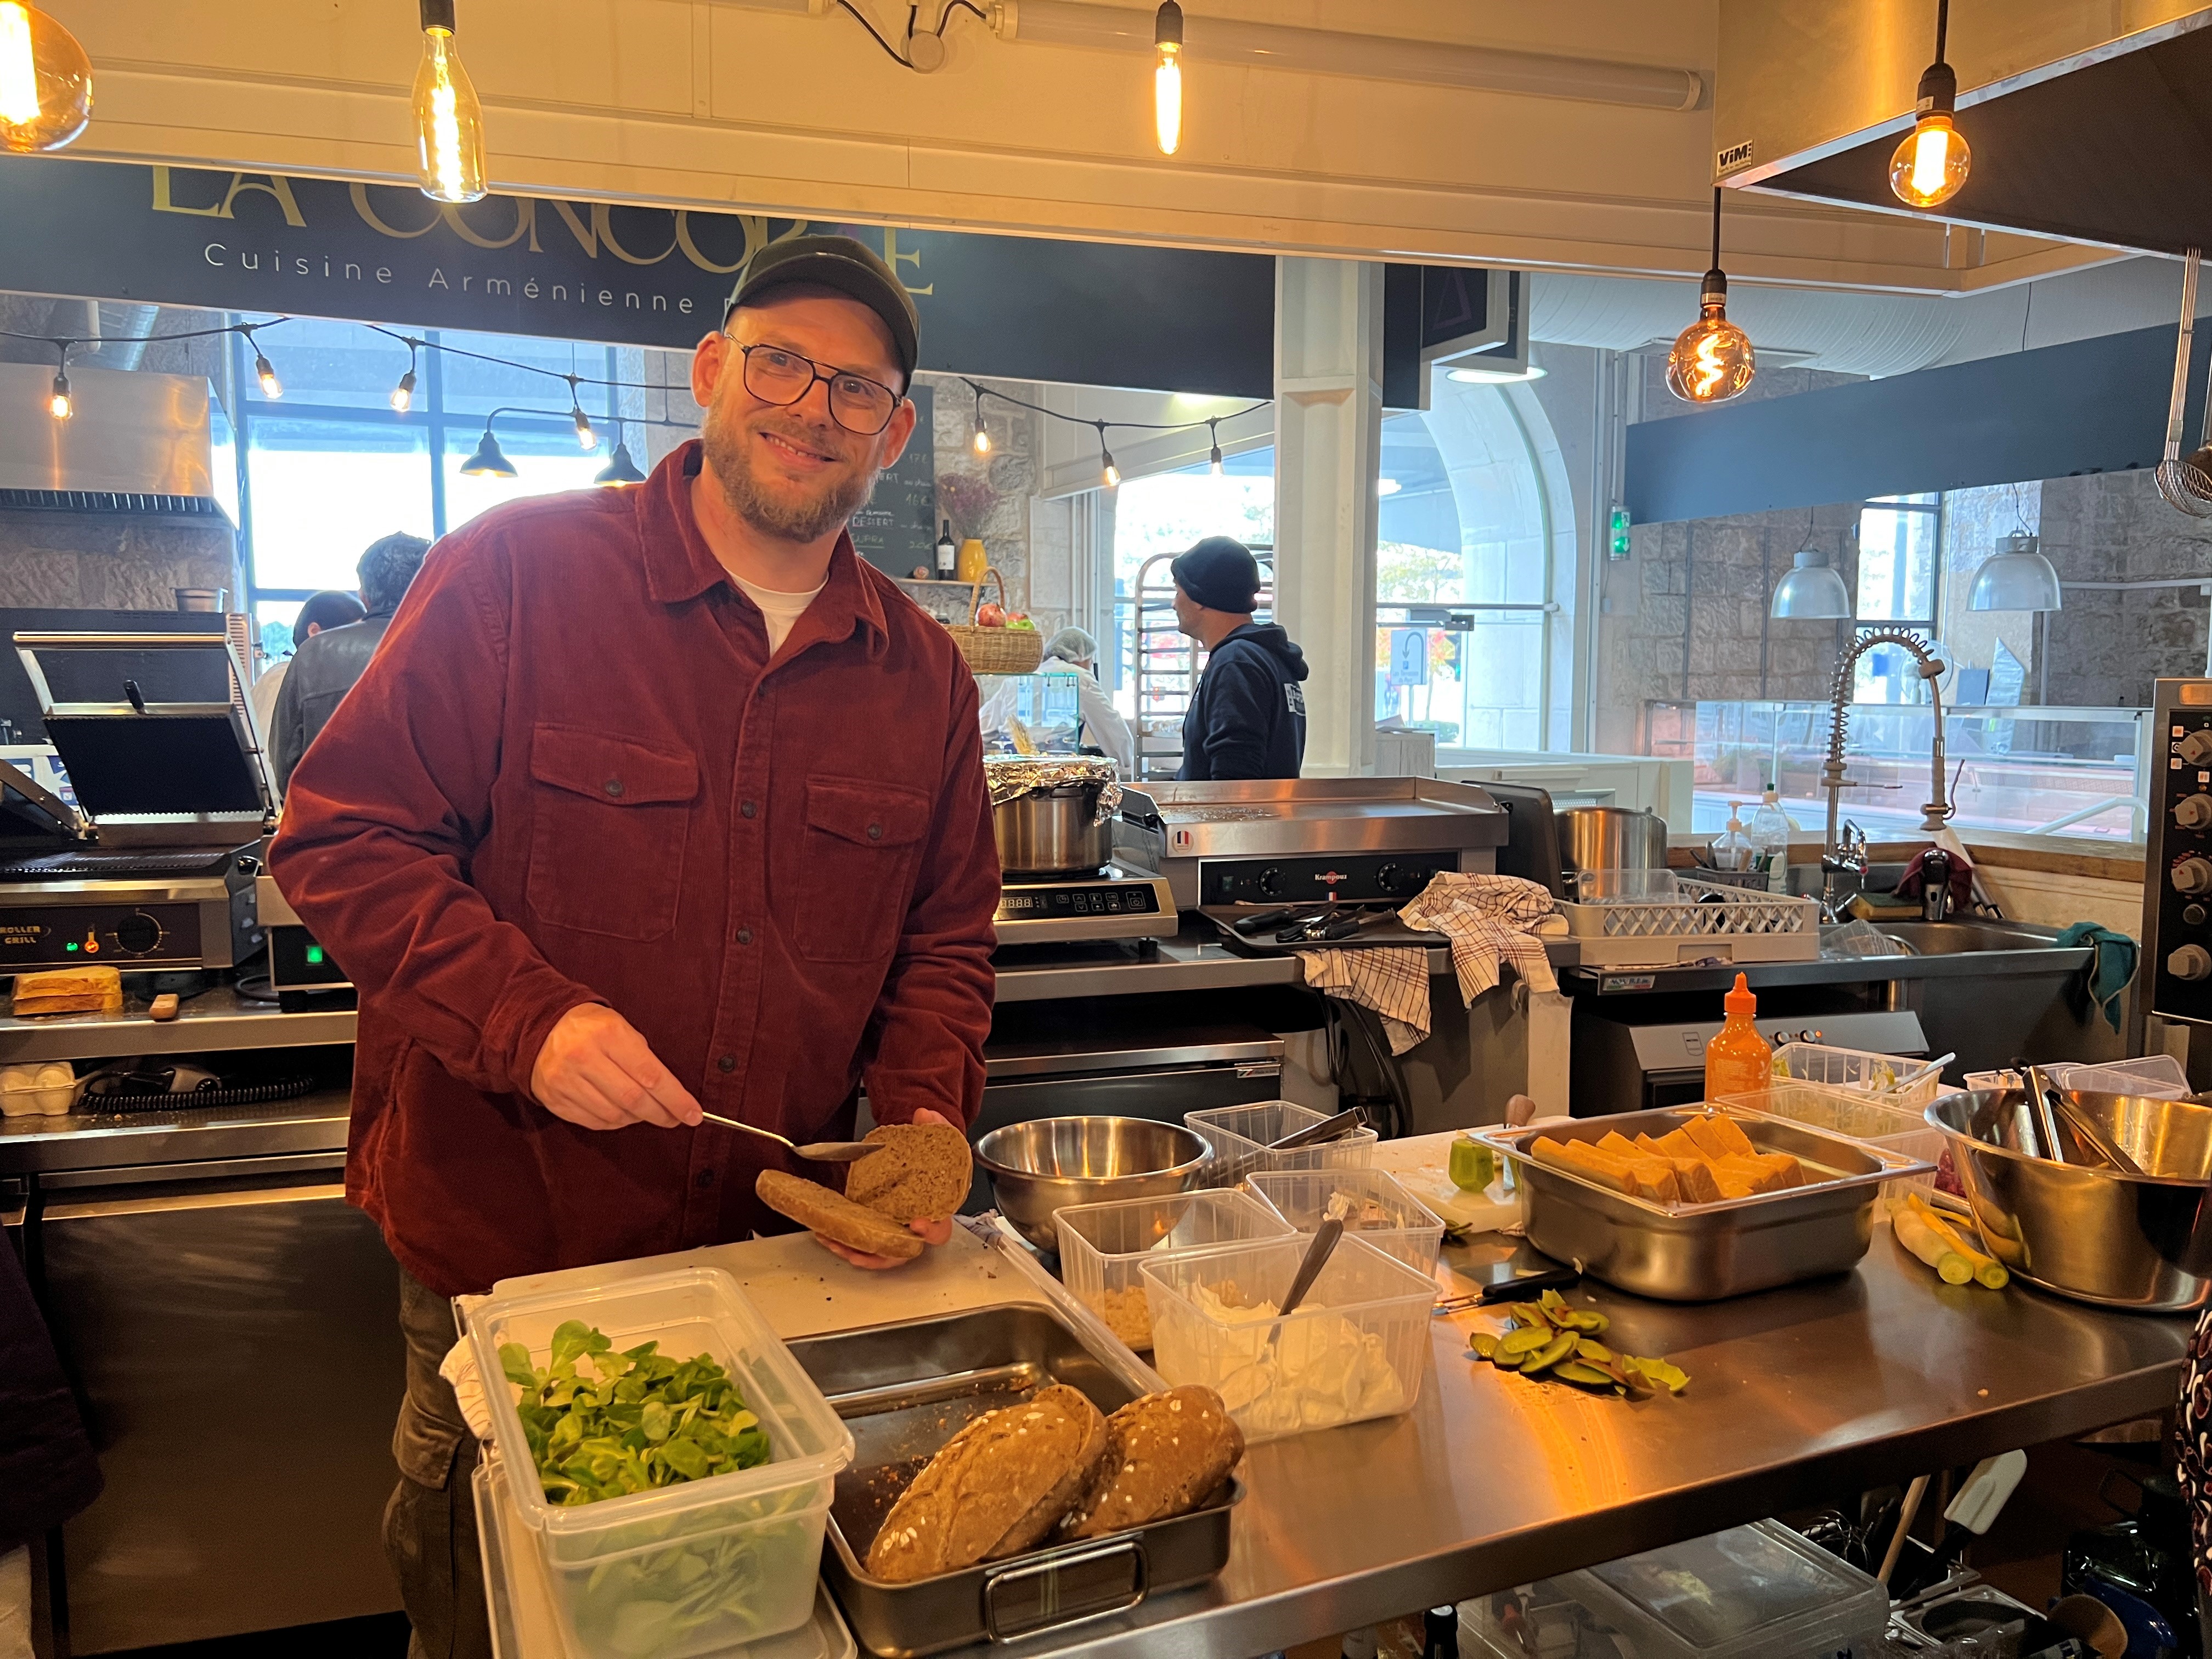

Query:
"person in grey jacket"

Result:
[[272, 532, 431, 795]]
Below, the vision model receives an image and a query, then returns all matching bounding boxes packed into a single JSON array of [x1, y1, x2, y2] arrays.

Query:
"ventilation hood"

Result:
[[0, 360, 217, 511], [1716, 2, 2212, 258]]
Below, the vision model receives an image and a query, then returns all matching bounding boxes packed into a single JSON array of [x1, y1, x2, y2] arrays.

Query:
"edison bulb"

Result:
[[1889, 113, 1970, 208], [413, 22, 487, 203], [47, 370, 69, 420], [391, 370, 417, 414], [1103, 457, 1122, 488], [1666, 304, 1756, 405], [0, 2, 89, 153], [1154, 48, 1181, 156], [255, 353, 283, 399], [972, 425, 992, 456], [573, 409, 596, 450]]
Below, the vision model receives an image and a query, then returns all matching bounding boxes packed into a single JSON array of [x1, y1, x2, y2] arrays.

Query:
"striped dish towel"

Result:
[[1296, 946, 1430, 1054], [1397, 872, 1559, 1006]]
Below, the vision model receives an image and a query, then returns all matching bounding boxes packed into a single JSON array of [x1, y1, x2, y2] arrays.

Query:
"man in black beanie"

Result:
[[1170, 536, 1309, 780]]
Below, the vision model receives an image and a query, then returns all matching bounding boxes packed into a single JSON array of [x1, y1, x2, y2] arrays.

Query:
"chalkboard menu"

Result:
[[848, 384, 936, 578]]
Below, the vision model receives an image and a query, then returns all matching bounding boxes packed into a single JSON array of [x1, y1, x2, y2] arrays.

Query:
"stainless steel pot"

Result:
[[992, 786, 1114, 876], [1555, 805, 1668, 872], [974, 1116, 1211, 1250]]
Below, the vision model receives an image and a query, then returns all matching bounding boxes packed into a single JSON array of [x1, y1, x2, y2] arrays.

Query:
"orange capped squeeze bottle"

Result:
[[1702, 972, 1773, 1101]]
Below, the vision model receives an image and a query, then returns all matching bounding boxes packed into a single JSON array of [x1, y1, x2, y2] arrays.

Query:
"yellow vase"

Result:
[[956, 538, 989, 583]]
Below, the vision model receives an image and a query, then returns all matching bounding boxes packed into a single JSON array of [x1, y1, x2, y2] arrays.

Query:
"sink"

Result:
[[1854, 922, 2072, 956]]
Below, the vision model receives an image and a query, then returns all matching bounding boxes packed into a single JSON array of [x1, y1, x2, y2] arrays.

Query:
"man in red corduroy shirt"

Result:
[[270, 236, 997, 1658]]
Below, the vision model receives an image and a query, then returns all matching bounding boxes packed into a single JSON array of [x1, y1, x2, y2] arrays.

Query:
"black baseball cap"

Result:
[[723, 235, 919, 385]]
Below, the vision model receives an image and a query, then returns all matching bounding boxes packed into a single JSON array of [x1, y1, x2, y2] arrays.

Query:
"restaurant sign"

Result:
[[0, 156, 1281, 397]]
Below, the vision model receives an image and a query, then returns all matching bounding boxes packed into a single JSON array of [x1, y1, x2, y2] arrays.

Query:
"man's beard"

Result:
[[702, 403, 878, 546]]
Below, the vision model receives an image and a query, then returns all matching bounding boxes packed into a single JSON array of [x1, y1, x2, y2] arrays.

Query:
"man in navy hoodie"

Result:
[[1171, 536, 1310, 780]]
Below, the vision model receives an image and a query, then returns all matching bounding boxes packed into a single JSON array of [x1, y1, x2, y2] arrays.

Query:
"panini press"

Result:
[[0, 630, 274, 973]]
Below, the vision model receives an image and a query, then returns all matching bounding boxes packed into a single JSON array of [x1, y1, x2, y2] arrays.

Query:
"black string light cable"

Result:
[[834, 0, 989, 70], [390, 335, 422, 413], [962, 377, 1270, 487]]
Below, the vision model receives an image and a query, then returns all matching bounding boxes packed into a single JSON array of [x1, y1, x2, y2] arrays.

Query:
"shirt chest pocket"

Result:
[[526, 726, 699, 940], [793, 776, 932, 964]]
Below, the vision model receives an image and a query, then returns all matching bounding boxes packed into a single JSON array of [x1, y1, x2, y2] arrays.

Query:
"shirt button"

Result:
[[741, 800, 758, 819], [717, 1054, 737, 1073], [603, 778, 624, 798], [695, 1169, 715, 1189], [736, 927, 754, 945], [867, 823, 883, 841]]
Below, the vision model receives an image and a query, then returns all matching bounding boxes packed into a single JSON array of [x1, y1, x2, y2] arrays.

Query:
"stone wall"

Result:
[[2038, 469, 2212, 707]]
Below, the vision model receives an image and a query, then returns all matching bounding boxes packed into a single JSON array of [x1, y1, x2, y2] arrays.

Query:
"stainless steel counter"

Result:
[[0, 1086, 351, 1173], [0, 984, 354, 1062]]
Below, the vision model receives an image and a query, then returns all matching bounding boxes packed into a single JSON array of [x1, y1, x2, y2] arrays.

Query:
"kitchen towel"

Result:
[[1296, 946, 1430, 1054], [1397, 872, 1560, 1006], [2053, 921, 2140, 1032]]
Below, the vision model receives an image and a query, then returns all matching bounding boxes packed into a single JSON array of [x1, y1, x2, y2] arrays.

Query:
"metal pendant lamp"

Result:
[[1968, 532, 2062, 612], [1771, 549, 1854, 619]]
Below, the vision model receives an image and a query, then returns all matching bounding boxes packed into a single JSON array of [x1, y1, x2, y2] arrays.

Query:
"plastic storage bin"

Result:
[[1246, 1166, 1447, 1274], [1462, 1520, 1886, 1659], [1769, 1041, 1944, 1108], [1184, 1101, 1378, 1182], [1053, 1188, 1295, 1353], [1963, 1054, 2192, 1101], [1714, 1082, 1942, 1210], [469, 1266, 855, 1659], [1140, 1233, 1434, 1443]]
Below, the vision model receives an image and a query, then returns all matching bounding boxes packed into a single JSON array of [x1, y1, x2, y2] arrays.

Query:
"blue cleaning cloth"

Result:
[[2054, 922, 2139, 1032]]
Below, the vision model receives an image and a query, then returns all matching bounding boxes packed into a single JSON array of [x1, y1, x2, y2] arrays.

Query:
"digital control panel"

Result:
[[1195, 851, 1459, 906], [0, 904, 201, 970], [996, 883, 1162, 921], [2144, 680, 2212, 1027]]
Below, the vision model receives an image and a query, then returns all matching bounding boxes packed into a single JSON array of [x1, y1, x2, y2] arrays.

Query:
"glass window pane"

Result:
[[255, 600, 302, 664], [437, 329, 624, 426], [1856, 495, 1938, 622], [239, 315, 426, 414], [245, 419, 433, 591]]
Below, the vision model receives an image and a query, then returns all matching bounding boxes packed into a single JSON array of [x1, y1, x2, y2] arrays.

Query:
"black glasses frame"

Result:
[[729, 340, 905, 436]]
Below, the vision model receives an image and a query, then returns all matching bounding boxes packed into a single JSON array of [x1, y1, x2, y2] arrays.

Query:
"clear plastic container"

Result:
[[1183, 1101, 1378, 1181], [1245, 1167, 1446, 1274], [1053, 1188, 1295, 1353], [1715, 1083, 1942, 1209], [1965, 1054, 2193, 1102], [1139, 1233, 1434, 1443], [1769, 1040, 1944, 1108], [469, 1266, 855, 1659], [1462, 1521, 1886, 1659]]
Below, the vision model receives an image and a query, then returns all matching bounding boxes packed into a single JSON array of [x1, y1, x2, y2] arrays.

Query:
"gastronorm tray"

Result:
[[1470, 1107, 1933, 1301], [785, 1304, 1241, 1658]]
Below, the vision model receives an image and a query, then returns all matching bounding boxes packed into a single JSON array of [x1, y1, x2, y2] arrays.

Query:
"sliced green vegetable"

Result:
[[1497, 1324, 1553, 1358], [1522, 1330, 1577, 1373], [1575, 1339, 1615, 1364], [1559, 1309, 1611, 1334], [1507, 1304, 1547, 1329], [1451, 1138, 1496, 1192], [1469, 1332, 1499, 1360], [1623, 1356, 1690, 1395], [1553, 1359, 1620, 1389]]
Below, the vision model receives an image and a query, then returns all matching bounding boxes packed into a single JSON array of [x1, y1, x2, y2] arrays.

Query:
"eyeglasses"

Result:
[[729, 341, 904, 436]]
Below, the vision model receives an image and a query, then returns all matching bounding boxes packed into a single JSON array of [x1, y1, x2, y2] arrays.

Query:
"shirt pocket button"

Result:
[[603, 778, 624, 798], [867, 823, 883, 841]]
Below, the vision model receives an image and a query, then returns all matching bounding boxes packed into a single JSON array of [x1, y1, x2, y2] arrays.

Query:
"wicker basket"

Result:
[[947, 568, 1043, 675]]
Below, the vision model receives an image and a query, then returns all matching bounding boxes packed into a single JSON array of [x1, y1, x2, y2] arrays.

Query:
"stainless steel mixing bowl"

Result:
[[1926, 1090, 2212, 1312], [974, 1117, 1211, 1251]]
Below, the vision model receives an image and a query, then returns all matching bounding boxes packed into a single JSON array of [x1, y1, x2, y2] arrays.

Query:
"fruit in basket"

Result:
[[1008, 614, 1036, 630], [976, 601, 1007, 627]]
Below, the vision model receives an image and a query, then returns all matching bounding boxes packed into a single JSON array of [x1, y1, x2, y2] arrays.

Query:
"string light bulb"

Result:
[[0, 2, 92, 154], [571, 394, 596, 451], [250, 333, 283, 399], [413, 0, 487, 204], [1666, 188, 1756, 405], [970, 388, 992, 456], [390, 340, 420, 414], [1098, 424, 1120, 488], [47, 366, 69, 421], [1207, 418, 1224, 476], [1890, 0, 1970, 209], [1153, 2, 1182, 156]]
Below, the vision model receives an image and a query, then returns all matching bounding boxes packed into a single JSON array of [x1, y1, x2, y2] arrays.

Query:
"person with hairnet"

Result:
[[1042, 626, 1137, 777]]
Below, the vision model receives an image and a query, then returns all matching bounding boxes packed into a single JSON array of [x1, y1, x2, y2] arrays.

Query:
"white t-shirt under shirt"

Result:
[[730, 573, 826, 656]]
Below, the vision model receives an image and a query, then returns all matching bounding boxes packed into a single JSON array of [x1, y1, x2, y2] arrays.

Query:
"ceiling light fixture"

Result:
[[1446, 363, 1548, 385], [391, 338, 421, 414], [1667, 188, 1756, 405], [1969, 531, 2062, 612], [567, 379, 596, 450], [1770, 518, 1853, 619], [1153, 3, 1183, 155], [1207, 417, 1224, 476], [595, 422, 646, 486], [1098, 422, 1120, 488], [46, 352, 69, 422], [971, 387, 992, 455], [241, 326, 283, 399], [1891, 0, 1970, 210], [414, 0, 487, 204], [459, 417, 517, 478], [0, 2, 91, 154]]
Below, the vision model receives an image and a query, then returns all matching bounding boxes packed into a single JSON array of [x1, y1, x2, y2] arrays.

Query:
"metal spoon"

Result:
[[1266, 1192, 1350, 1355], [2051, 1095, 2146, 1176], [698, 1109, 877, 1162]]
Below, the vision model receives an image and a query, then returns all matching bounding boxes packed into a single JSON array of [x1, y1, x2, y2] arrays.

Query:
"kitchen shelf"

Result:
[[0, 984, 354, 1063]]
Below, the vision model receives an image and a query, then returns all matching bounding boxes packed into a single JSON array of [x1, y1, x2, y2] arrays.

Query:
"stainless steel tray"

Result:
[[786, 1304, 1240, 1658], [1471, 1107, 1933, 1301]]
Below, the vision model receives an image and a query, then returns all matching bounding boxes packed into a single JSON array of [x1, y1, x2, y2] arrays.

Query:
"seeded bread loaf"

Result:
[[1059, 1386, 1243, 1541], [755, 1169, 923, 1260], [865, 1383, 1109, 1581], [843, 1121, 973, 1222]]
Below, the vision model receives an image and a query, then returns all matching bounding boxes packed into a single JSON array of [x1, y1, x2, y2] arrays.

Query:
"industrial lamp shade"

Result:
[[594, 439, 646, 487], [459, 427, 516, 477], [1968, 533, 2062, 612], [1770, 549, 1854, 619]]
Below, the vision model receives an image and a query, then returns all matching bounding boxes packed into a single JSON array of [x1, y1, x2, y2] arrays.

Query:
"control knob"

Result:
[[1255, 867, 1282, 899], [113, 911, 163, 955], [2176, 858, 2212, 895], [2179, 794, 2212, 830], [2171, 944, 2212, 982], [1376, 861, 1428, 896], [2180, 730, 2212, 766]]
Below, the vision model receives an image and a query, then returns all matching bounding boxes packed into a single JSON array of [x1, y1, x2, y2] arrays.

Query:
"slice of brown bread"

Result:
[[1059, 1386, 1244, 1540], [984, 1391, 1110, 1559], [865, 1383, 1109, 1582], [756, 1169, 923, 1261], [843, 1122, 974, 1222]]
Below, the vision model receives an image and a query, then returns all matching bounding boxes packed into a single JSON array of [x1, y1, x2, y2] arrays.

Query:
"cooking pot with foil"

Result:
[[984, 755, 1125, 877]]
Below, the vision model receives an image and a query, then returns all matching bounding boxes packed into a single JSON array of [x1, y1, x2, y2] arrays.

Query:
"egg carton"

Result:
[[1556, 876, 1819, 967]]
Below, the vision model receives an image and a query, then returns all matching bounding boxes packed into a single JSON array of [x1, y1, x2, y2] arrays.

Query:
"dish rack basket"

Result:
[[1556, 875, 1819, 966]]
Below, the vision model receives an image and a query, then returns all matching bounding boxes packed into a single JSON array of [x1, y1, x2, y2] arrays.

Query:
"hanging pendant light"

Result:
[[1770, 549, 1854, 619], [1666, 188, 1756, 405], [1890, 0, 1971, 210], [414, 0, 488, 204], [1969, 532, 2062, 612], [1097, 422, 1120, 488], [1152, 2, 1183, 156], [459, 418, 517, 477], [0, 2, 92, 154], [970, 387, 992, 455], [594, 422, 646, 486]]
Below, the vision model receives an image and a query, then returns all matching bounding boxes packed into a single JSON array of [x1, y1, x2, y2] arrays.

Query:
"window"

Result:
[[230, 320, 646, 662], [1852, 494, 1942, 702]]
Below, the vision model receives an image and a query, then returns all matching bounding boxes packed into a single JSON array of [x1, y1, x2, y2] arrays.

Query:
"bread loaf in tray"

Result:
[[1060, 1385, 1244, 1541]]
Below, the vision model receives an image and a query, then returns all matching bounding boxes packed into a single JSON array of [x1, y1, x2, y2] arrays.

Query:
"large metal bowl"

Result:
[[974, 1117, 1210, 1251], [1926, 1090, 2212, 1312]]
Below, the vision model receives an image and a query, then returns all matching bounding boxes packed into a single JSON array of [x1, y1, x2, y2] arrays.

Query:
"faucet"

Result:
[[1818, 630, 1954, 920]]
